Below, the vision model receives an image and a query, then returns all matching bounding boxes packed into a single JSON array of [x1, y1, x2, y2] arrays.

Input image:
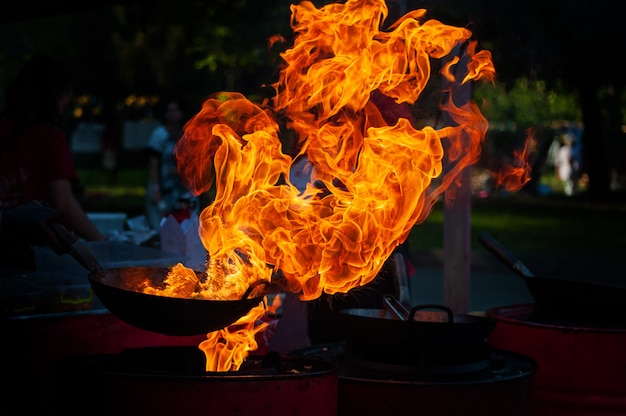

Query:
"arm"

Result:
[[0, 203, 63, 249], [48, 179, 105, 241]]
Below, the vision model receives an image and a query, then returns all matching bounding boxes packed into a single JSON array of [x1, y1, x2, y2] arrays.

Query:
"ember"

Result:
[[162, 0, 526, 371]]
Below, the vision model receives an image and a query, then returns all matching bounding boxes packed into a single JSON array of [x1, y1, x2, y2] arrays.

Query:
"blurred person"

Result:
[[101, 103, 122, 185], [555, 132, 580, 196], [0, 55, 105, 270], [145, 99, 196, 230]]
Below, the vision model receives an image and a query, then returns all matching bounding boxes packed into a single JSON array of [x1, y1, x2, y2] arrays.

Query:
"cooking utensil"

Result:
[[48, 223, 272, 335], [339, 302, 495, 365], [50, 222, 103, 275], [382, 294, 410, 320], [88, 267, 270, 336], [478, 231, 626, 322]]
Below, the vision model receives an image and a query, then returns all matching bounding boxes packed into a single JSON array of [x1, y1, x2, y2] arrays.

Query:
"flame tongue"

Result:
[[174, 0, 497, 371]]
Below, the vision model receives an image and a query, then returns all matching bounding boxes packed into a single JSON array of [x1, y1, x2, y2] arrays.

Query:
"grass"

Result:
[[407, 192, 626, 261], [78, 168, 626, 261]]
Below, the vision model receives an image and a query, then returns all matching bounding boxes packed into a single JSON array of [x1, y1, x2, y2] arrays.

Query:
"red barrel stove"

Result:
[[480, 233, 626, 415], [57, 346, 338, 416], [292, 341, 536, 416], [488, 303, 626, 416], [300, 262, 537, 416], [0, 311, 208, 414], [297, 294, 536, 416]]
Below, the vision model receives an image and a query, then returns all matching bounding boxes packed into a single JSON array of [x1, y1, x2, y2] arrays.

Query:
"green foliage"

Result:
[[474, 77, 581, 130], [180, 0, 293, 94]]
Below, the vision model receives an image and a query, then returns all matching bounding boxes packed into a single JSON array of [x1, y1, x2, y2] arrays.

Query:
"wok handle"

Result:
[[50, 222, 103, 274], [478, 232, 535, 279], [240, 280, 270, 300], [382, 294, 411, 320], [409, 304, 454, 323]]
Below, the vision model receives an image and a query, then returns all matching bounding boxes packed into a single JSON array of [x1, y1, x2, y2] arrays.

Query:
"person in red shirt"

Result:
[[0, 55, 104, 270]]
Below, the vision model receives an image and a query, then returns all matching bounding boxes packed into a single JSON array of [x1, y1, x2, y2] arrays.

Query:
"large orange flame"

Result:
[[173, 0, 500, 371]]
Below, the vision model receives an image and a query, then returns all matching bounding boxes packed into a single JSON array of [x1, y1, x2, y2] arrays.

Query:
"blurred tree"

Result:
[[0, 0, 293, 113], [2, 0, 623, 196], [420, 0, 625, 197], [474, 77, 581, 129]]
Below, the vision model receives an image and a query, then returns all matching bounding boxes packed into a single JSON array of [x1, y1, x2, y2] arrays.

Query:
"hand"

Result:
[[1, 202, 63, 250]]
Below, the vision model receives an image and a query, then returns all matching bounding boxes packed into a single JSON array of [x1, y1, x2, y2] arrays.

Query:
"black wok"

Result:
[[88, 267, 269, 336], [478, 232, 626, 323], [50, 223, 270, 336], [51, 223, 270, 336], [339, 298, 495, 366]]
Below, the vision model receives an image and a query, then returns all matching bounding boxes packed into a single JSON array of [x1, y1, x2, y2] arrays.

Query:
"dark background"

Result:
[[1, 0, 624, 197]]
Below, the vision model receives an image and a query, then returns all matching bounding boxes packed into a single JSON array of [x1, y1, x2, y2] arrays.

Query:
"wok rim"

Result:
[[88, 266, 269, 304], [87, 266, 269, 335], [339, 307, 495, 327]]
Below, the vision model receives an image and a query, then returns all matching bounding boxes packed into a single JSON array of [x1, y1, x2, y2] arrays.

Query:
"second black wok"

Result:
[[339, 301, 495, 366], [478, 232, 626, 324]]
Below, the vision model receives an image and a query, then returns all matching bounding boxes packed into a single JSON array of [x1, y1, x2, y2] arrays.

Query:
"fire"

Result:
[[171, 0, 503, 371], [490, 127, 536, 191], [199, 303, 270, 372]]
